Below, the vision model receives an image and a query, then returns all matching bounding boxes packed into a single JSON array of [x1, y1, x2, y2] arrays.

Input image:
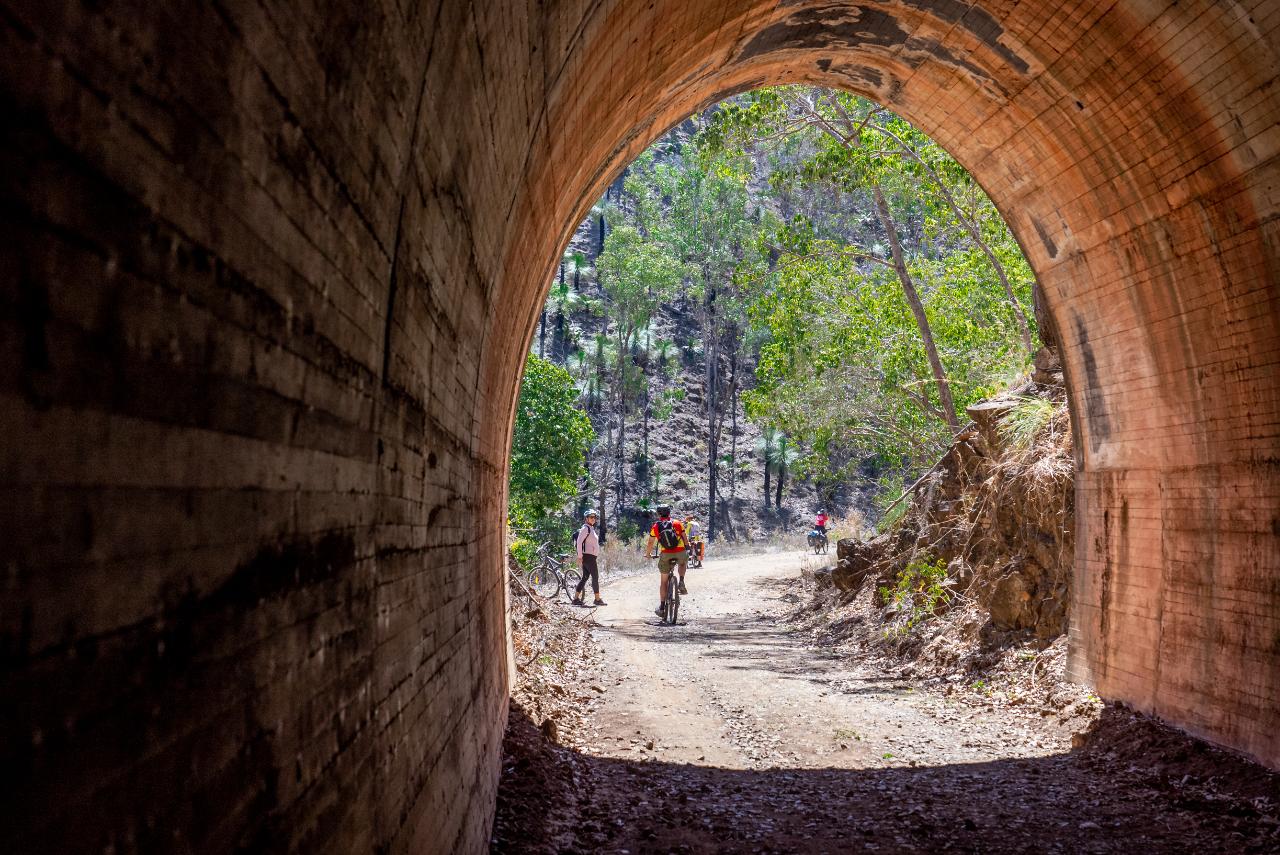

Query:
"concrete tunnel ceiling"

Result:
[[1, 0, 1277, 852]]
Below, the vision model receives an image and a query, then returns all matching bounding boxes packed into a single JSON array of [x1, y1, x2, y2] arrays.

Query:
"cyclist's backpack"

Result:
[[656, 519, 681, 550]]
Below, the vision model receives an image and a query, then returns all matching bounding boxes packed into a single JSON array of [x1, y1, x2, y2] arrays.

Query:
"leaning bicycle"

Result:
[[525, 541, 581, 601]]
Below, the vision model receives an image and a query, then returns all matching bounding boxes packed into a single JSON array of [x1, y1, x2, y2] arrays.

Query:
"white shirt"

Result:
[[574, 523, 600, 558]]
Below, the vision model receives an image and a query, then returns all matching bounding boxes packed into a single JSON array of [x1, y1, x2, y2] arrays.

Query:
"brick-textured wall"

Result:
[[1, 2, 1276, 853]]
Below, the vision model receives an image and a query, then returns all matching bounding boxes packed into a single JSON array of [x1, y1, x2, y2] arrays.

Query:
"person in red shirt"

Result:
[[644, 504, 687, 616], [814, 509, 829, 534]]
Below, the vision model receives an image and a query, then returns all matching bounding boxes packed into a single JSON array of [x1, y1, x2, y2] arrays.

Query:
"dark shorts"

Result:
[[657, 550, 687, 574]]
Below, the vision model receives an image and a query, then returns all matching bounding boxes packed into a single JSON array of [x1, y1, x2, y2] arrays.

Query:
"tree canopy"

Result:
[[509, 353, 596, 549]]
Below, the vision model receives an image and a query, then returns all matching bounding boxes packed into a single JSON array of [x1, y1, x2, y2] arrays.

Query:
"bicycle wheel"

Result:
[[562, 567, 582, 599], [528, 562, 562, 599]]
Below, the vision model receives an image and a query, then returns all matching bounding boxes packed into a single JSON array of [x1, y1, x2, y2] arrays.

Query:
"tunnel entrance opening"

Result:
[[495, 74, 1275, 851], [3, 2, 1278, 853], [486, 3, 1280, 786], [504, 80, 1072, 736]]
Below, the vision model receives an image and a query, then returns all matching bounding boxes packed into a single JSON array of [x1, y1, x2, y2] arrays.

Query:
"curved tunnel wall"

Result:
[[1, 1, 1276, 852]]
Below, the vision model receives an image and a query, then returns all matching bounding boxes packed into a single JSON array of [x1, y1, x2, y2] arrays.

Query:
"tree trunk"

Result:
[[598, 428, 610, 545], [870, 122, 1035, 358], [615, 418, 625, 529], [1034, 282, 1058, 351], [643, 382, 651, 497], [727, 339, 740, 528], [872, 184, 960, 431], [614, 332, 628, 526], [775, 444, 786, 509], [704, 274, 719, 540], [538, 308, 546, 358], [597, 214, 606, 256], [763, 463, 771, 509]]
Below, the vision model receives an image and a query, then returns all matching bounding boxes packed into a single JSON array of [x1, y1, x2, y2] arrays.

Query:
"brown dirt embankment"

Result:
[[799, 350, 1082, 706]]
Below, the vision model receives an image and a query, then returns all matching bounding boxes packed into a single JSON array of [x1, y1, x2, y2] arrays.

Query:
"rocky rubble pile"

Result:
[[801, 349, 1077, 687]]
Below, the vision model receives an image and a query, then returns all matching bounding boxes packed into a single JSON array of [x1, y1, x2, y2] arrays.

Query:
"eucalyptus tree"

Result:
[[596, 224, 684, 524], [702, 86, 1038, 499], [631, 139, 763, 539]]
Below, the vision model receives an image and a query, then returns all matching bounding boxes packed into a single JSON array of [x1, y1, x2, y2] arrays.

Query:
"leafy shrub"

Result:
[[615, 517, 644, 544], [878, 556, 952, 633]]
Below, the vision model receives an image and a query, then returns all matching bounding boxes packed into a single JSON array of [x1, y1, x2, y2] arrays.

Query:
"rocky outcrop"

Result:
[[832, 537, 880, 592], [834, 371, 1074, 640]]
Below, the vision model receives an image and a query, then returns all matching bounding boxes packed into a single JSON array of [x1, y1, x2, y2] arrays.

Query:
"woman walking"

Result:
[[571, 509, 605, 606]]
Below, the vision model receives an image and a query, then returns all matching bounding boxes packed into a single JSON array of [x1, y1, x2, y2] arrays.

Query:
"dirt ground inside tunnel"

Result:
[[493, 553, 1279, 854]]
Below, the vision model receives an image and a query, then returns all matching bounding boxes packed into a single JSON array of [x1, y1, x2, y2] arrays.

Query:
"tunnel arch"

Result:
[[483, 0, 1280, 766], [1, 1, 1276, 853]]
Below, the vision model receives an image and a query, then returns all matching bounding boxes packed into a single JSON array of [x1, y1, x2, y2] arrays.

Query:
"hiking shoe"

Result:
[[571, 594, 584, 606], [593, 599, 607, 607], [678, 582, 688, 595], [655, 605, 665, 617]]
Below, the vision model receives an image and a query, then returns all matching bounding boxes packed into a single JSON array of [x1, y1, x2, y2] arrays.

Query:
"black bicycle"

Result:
[[651, 553, 681, 624], [526, 541, 581, 601], [661, 565, 681, 624]]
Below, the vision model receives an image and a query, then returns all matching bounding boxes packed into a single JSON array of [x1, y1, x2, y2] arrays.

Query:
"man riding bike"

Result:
[[684, 514, 705, 566], [645, 504, 688, 617]]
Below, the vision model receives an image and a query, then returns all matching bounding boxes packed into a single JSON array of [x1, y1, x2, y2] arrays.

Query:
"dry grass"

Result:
[[598, 538, 652, 579], [991, 398, 1073, 524]]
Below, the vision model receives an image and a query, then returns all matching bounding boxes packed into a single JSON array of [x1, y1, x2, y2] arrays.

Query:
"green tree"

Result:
[[703, 86, 1038, 506], [509, 354, 596, 552], [596, 224, 684, 524], [631, 140, 762, 538]]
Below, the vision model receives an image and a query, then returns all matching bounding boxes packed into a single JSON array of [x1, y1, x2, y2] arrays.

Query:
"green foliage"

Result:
[[998, 396, 1056, 451], [755, 427, 799, 480], [878, 556, 952, 634], [706, 86, 1038, 498], [615, 517, 644, 544], [509, 354, 595, 553], [517, 84, 1042, 537], [597, 225, 684, 334]]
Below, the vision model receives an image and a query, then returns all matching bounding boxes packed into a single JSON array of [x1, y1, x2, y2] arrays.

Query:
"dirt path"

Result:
[[493, 551, 1279, 854], [588, 551, 1070, 772]]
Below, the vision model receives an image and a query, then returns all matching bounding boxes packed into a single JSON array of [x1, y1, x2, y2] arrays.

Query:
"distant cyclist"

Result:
[[814, 509, 829, 536], [645, 504, 687, 617], [684, 514, 704, 565]]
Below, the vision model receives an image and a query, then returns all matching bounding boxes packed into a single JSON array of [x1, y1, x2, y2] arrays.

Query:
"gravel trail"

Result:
[[493, 551, 1279, 854]]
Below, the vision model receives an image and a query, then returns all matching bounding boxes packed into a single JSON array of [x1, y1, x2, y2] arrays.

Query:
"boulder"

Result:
[[832, 539, 877, 592], [965, 399, 1018, 449], [947, 557, 975, 591], [1032, 347, 1063, 385], [984, 569, 1035, 629], [810, 565, 835, 590]]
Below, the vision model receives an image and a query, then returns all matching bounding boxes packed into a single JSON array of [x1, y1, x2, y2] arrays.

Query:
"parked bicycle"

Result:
[[525, 541, 581, 601]]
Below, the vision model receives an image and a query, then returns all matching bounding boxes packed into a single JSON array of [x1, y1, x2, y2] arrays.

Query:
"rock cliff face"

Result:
[[816, 349, 1074, 647]]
